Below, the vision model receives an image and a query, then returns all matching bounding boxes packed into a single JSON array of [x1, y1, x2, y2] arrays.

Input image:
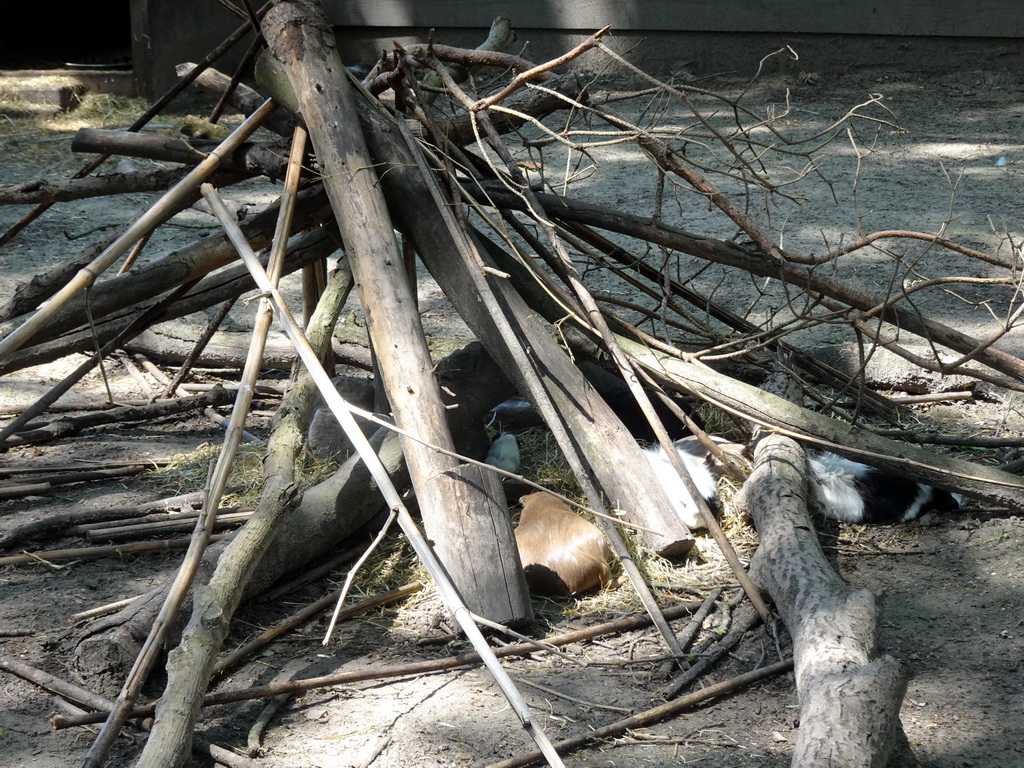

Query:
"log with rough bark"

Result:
[[0, 168, 246, 206], [260, 0, 531, 626], [344, 75, 695, 556], [737, 433, 909, 768], [71, 128, 294, 181], [0, 186, 331, 355]]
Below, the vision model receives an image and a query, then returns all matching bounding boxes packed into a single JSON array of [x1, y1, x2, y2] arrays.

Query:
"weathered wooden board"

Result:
[[325, 0, 1024, 38]]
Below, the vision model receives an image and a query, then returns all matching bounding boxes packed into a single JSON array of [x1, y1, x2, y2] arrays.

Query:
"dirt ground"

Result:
[[2, 35, 1024, 768]]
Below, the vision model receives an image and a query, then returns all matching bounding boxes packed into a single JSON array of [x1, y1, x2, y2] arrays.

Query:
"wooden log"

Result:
[[71, 129, 294, 181], [347, 91, 694, 556], [260, 0, 530, 625], [0, 167, 240, 206], [3, 386, 235, 446], [737, 433, 909, 768], [0, 186, 331, 354], [0, 226, 355, 378]]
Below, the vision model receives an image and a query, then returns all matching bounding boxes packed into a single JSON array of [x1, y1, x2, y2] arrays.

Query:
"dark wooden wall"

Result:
[[130, 0, 1024, 99], [323, 0, 1024, 38]]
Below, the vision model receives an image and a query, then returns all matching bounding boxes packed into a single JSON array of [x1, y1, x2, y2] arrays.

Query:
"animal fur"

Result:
[[513, 492, 612, 597], [643, 436, 738, 529], [808, 452, 961, 524]]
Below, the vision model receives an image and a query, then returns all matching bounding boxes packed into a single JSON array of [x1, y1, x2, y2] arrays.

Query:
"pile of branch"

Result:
[[3, 1, 1024, 766]]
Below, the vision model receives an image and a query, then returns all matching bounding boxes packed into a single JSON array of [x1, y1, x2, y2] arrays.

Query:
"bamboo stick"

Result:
[[77, 116, 300, 768]]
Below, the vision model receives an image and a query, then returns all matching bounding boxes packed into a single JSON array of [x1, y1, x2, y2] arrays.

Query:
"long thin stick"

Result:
[[0, 6, 268, 249], [213, 581, 423, 677], [486, 658, 794, 768], [0, 534, 230, 567], [201, 181, 567, 767], [52, 601, 703, 728], [78, 456, 228, 767]]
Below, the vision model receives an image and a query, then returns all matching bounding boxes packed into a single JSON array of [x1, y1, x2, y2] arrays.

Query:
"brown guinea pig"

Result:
[[514, 492, 612, 597]]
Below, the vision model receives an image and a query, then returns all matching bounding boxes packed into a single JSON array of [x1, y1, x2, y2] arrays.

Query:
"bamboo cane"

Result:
[[199, 181, 568, 768]]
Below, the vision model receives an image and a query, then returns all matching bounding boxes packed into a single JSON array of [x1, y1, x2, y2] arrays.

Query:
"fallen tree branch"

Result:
[[737, 433, 908, 768], [0, 534, 231, 567], [0, 99, 278, 362], [0, 167, 241, 206], [487, 658, 795, 768], [71, 129, 293, 181], [2, 385, 234, 447], [475, 184, 1024, 386]]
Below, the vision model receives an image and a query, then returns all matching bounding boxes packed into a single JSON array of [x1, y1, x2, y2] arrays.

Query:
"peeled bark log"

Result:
[[346, 79, 694, 556], [261, 0, 530, 625], [738, 434, 908, 768]]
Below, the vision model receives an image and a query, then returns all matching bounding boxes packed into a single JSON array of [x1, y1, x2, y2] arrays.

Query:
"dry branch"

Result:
[[134, 226, 350, 768], [0, 534, 231, 567], [0, 167, 235, 206], [71, 128, 293, 181], [487, 658, 794, 768], [2, 385, 234, 446], [0, 100, 278, 362], [476, 184, 1024, 387], [0, 185, 330, 358], [55, 601, 704, 728], [738, 433, 908, 768]]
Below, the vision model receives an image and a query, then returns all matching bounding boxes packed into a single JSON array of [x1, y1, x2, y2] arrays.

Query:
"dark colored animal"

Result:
[[807, 452, 961, 524]]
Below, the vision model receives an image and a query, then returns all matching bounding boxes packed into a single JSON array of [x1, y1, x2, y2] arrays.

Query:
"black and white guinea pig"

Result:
[[643, 436, 737, 529], [806, 452, 961, 524], [646, 439, 961, 528]]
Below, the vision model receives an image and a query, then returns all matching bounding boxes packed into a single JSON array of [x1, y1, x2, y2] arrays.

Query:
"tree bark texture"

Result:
[[261, 0, 531, 625], [739, 434, 908, 768], [71, 128, 293, 181], [615, 336, 1024, 510], [347, 85, 695, 556]]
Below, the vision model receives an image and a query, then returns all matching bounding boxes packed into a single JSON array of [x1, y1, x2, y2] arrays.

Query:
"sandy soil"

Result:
[[2, 37, 1024, 768]]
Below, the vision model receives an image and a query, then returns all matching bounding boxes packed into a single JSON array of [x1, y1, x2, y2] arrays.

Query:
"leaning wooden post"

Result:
[[260, 0, 531, 626]]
